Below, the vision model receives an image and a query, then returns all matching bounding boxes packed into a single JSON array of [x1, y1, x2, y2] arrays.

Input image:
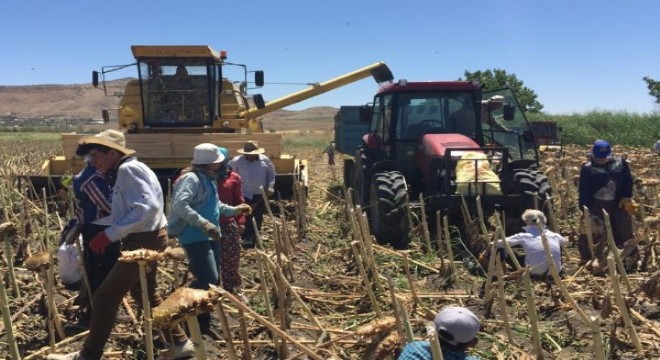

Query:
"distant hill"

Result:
[[0, 80, 337, 131]]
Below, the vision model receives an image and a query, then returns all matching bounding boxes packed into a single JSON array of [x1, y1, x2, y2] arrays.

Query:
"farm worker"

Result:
[[577, 139, 638, 269], [496, 209, 567, 278], [216, 147, 248, 300], [168, 143, 251, 335], [654, 140, 660, 154], [229, 140, 276, 248], [322, 141, 336, 166], [48, 133, 194, 360], [398, 306, 481, 360], [67, 130, 122, 321]]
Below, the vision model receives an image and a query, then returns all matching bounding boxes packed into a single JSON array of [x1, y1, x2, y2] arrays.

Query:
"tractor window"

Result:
[[482, 89, 537, 160], [396, 92, 476, 140], [371, 94, 393, 145], [139, 61, 214, 127]]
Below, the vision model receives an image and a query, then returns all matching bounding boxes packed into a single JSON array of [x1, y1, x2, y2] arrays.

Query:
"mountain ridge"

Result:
[[0, 80, 338, 130]]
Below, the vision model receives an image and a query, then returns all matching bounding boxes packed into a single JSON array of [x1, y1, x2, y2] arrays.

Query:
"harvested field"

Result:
[[0, 135, 659, 359]]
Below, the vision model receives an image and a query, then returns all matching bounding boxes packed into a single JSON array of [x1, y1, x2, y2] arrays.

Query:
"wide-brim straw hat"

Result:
[[237, 140, 265, 155], [77, 129, 136, 156]]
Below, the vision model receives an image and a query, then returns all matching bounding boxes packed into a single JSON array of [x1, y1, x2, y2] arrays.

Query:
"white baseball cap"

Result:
[[434, 306, 480, 345], [191, 143, 225, 165]]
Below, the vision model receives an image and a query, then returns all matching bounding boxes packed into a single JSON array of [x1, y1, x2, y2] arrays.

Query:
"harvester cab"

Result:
[[25, 45, 393, 201], [92, 46, 267, 133], [339, 80, 551, 249]]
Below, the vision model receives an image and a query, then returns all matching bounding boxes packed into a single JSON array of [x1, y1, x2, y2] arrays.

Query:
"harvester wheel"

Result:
[[369, 171, 410, 249]]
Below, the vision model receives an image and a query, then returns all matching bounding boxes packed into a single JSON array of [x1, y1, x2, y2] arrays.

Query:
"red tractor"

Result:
[[339, 80, 551, 249], [530, 120, 562, 154]]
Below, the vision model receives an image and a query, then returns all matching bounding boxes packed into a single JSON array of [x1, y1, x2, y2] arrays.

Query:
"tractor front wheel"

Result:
[[369, 171, 411, 249]]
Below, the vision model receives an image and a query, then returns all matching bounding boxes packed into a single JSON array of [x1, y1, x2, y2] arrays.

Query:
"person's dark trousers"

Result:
[[80, 228, 187, 360], [182, 240, 221, 334], [243, 194, 266, 247], [578, 199, 636, 261], [81, 224, 120, 292]]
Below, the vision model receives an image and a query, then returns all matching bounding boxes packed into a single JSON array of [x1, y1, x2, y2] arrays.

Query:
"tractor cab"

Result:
[[530, 120, 562, 154]]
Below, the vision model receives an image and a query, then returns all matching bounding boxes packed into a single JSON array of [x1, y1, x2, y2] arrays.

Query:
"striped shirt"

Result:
[[73, 165, 112, 225]]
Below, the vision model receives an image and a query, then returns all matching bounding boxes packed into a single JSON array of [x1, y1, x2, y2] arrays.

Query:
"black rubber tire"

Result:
[[513, 167, 553, 209], [352, 154, 367, 206], [343, 159, 354, 189], [369, 171, 411, 249]]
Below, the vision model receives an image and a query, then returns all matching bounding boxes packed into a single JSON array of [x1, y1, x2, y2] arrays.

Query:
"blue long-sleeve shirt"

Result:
[[73, 165, 112, 225], [578, 156, 633, 208], [228, 154, 276, 199], [398, 341, 481, 360], [168, 171, 242, 244]]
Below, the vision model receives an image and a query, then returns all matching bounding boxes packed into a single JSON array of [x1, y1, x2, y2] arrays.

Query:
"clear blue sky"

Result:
[[3, 0, 659, 114]]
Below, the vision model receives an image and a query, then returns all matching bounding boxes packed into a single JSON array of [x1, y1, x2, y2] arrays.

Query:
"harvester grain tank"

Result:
[[27, 45, 393, 198], [337, 80, 551, 249]]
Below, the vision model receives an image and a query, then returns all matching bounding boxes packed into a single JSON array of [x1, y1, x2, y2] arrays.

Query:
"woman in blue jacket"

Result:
[[168, 143, 251, 334]]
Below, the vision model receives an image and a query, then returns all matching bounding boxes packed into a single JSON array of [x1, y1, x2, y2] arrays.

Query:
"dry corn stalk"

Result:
[[355, 316, 397, 337]]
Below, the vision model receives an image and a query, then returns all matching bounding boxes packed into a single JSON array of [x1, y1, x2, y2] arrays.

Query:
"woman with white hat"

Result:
[[168, 143, 251, 334]]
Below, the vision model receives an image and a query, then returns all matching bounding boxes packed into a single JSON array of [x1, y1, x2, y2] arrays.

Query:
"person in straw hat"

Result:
[[398, 306, 482, 359], [64, 130, 123, 322], [229, 140, 275, 248], [49, 131, 194, 359], [168, 143, 251, 334]]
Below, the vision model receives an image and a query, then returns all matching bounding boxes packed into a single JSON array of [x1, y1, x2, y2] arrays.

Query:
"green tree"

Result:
[[643, 76, 660, 105], [460, 69, 543, 113]]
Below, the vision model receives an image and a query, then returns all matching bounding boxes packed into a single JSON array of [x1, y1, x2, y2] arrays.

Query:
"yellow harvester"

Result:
[[30, 45, 393, 198]]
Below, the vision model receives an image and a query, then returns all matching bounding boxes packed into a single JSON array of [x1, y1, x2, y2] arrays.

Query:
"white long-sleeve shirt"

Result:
[[104, 157, 167, 241], [496, 226, 567, 275], [229, 154, 276, 199]]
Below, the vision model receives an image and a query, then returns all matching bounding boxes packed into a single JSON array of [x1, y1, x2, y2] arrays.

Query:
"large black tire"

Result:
[[343, 159, 354, 189], [352, 154, 367, 207], [512, 168, 552, 206], [369, 171, 411, 249]]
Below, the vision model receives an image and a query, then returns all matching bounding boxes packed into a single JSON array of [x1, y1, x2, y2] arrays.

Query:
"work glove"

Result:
[[235, 203, 252, 215], [618, 197, 638, 214], [201, 222, 222, 240], [60, 218, 80, 245], [90, 231, 112, 254], [265, 187, 275, 197]]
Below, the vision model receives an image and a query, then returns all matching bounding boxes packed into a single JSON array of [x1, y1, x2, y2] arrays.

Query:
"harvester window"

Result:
[[140, 62, 213, 127]]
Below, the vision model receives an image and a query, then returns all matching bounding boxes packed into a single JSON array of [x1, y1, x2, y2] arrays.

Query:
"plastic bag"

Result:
[[57, 237, 82, 286], [455, 151, 502, 195]]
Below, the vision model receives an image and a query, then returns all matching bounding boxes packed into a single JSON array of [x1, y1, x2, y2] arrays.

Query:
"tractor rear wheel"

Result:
[[512, 168, 552, 207], [369, 171, 410, 249]]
